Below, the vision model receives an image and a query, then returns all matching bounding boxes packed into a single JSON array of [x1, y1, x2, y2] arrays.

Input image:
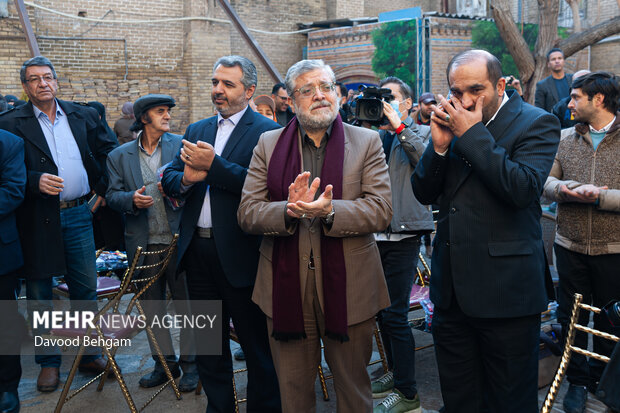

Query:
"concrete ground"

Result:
[[14, 249, 613, 412]]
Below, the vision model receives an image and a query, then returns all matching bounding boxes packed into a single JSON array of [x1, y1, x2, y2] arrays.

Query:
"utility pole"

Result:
[[215, 0, 283, 83], [14, 0, 40, 56]]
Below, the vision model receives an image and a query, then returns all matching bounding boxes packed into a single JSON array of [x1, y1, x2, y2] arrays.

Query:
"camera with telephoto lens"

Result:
[[603, 300, 620, 327], [352, 86, 394, 127]]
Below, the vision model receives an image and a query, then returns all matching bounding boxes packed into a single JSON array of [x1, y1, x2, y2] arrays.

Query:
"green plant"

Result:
[[472, 21, 569, 78], [371, 20, 417, 91]]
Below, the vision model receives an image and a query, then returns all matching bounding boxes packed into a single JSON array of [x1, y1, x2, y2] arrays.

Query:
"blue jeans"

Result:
[[27, 203, 99, 367], [376, 237, 420, 399]]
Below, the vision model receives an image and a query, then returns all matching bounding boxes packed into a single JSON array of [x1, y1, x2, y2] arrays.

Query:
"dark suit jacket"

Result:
[[0, 130, 26, 276], [162, 107, 280, 288], [535, 73, 573, 113], [412, 91, 560, 318], [105, 132, 183, 263], [0, 101, 118, 279]]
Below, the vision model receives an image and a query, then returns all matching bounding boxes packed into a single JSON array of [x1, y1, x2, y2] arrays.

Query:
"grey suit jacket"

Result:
[[105, 132, 183, 262], [238, 123, 393, 326]]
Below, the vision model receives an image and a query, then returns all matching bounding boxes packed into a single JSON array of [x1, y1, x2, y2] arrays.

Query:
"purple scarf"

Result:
[[266, 114, 348, 342]]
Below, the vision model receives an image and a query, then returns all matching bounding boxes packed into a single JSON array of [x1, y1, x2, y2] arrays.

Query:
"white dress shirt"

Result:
[[196, 106, 248, 228], [33, 100, 90, 201]]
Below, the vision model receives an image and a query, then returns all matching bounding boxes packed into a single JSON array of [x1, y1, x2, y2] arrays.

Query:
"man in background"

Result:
[[535, 48, 573, 113], [411, 92, 436, 126], [271, 82, 294, 126], [372, 76, 433, 413], [114, 101, 136, 145], [552, 70, 591, 129]]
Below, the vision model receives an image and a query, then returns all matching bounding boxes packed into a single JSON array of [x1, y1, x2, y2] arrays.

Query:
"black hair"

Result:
[[446, 49, 503, 86], [546, 48, 564, 61], [336, 82, 348, 97], [378, 76, 413, 101], [571, 71, 619, 114], [272, 82, 286, 95]]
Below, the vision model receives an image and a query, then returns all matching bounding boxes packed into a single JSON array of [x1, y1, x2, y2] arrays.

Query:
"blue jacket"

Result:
[[0, 129, 26, 275], [162, 108, 280, 288]]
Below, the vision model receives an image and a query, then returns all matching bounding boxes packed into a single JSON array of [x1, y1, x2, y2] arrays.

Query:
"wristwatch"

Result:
[[322, 204, 335, 225]]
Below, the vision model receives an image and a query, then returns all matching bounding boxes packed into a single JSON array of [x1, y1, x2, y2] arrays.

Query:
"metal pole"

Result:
[[14, 0, 40, 56], [215, 0, 283, 83]]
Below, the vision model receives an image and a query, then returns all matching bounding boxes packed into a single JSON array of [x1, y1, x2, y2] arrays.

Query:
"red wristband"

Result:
[[395, 123, 406, 135]]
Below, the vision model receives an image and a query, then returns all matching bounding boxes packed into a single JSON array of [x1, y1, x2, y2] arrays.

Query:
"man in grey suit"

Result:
[[105, 94, 198, 392]]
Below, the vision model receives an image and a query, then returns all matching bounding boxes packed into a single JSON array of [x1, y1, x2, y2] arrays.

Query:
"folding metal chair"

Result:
[[540, 293, 620, 413], [53, 234, 180, 413]]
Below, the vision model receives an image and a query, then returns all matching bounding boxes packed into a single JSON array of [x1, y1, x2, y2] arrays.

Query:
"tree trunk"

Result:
[[558, 16, 620, 57], [490, 0, 535, 82]]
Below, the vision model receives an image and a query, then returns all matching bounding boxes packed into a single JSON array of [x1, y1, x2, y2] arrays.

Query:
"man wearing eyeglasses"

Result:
[[271, 82, 294, 126], [162, 55, 281, 412], [238, 59, 392, 412], [0, 56, 118, 393]]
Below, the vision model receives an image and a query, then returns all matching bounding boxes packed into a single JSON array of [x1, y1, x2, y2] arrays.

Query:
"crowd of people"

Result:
[[0, 47, 618, 413]]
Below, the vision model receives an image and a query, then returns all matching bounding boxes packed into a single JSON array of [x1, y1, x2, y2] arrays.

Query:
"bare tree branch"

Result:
[[490, 0, 535, 82], [558, 16, 620, 57]]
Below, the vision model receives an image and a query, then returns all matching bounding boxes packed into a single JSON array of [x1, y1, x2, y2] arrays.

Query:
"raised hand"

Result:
[[133, 186, 154, 209], [181, 139, 216, 171]]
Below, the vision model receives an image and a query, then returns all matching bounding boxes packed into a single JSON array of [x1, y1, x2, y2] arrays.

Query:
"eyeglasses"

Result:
[[293, 82, 335, 98], [26, 75, 56, 85]]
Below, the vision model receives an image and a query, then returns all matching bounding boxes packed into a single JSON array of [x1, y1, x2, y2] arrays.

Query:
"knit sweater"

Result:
[[543, 113, 620, 255]]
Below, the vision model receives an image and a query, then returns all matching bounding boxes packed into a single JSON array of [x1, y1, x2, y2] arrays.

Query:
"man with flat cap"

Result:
[[412, 92, 436, 126], [106, 94, 198, 391]]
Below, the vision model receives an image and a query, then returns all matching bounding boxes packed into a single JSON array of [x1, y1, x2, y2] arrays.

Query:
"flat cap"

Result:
[[254, 95, 275, 113], [133, 94, 175, 120], [419, 92, 436, 104]]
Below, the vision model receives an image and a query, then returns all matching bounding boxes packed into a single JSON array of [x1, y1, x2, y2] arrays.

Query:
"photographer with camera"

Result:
[[504, 75, 523, 97], [371, 76, 434, 413], [543, 71, 620, 413]]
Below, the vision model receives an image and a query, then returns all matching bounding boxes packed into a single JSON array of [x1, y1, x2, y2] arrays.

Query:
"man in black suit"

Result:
[[0, 129, 26, 413], [162, 55, 281, 413], [535, 48, 573, 113], [0, 56, 118, 393], [412, 50, 560, 412]]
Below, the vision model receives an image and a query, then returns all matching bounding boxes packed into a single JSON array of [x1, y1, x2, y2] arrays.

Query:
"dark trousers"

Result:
[[0, 272, 22, 392], [554, 243, 620, 386], [139, 244, 195, 372], [377, 237, 419, 398], [432, 295, 541, 413], [184, 234, 281, 413]]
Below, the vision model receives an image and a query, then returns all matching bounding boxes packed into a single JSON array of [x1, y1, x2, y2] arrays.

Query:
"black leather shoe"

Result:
[[139, 365, 181, 388], [178, 371, 199, 392], [0, 391, 20, 413], [563, 384, 587, 413]]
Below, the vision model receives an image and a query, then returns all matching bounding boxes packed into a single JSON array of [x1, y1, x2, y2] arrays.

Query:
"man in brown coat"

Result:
[[238, 59, 392, 412], [543, 71, 620, 413]]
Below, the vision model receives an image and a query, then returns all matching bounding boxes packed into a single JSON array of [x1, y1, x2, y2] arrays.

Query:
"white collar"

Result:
[[217, 105, 248, 126], [589, 116, 616, 133], [485, 93, 509, 127]]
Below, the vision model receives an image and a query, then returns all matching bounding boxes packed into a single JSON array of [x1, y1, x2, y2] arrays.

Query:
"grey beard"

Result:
[[296, 105, 339, 133]]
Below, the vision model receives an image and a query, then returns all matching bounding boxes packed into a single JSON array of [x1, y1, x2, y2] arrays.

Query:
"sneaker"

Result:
[[372, 371, 394, 398], [374, 389, 421, 413], [563, 384, 587, 413]]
